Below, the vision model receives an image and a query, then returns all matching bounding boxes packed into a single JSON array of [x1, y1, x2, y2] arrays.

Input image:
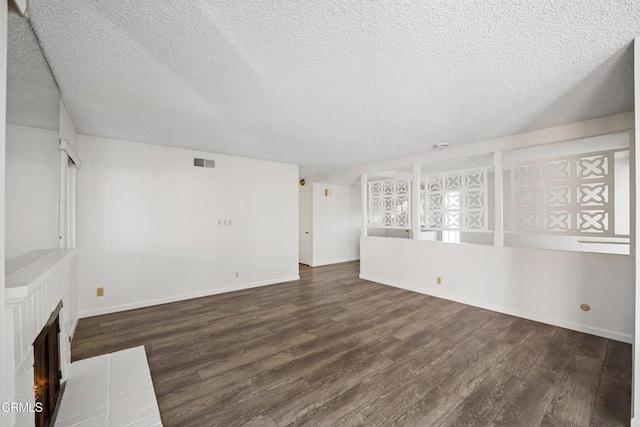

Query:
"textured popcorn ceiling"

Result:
[[27, 1, 640, 176], [7, 14, 59, 130]]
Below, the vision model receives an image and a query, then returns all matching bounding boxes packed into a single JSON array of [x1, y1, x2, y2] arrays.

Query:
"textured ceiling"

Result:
[[7, 14, 59, 130], [26, 1, 639, 176]]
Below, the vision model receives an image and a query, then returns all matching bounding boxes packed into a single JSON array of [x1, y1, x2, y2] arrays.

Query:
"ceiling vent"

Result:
[[194, 158, 215, 169]]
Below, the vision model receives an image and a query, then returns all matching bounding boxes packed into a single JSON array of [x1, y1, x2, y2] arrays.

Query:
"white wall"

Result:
[[632, 36, 640, 427], [5, 124, 59, 260], [0, 3, 8, 423], [77, 135, 299, 317], [361, 236, 633, 342], [311, 183, 361, 266]]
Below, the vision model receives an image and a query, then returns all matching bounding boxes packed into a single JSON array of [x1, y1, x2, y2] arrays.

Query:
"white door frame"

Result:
[[58, 139, 81, 249]]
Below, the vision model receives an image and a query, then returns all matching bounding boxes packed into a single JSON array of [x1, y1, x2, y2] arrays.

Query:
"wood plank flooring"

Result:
[[71, 261, 631, 426]]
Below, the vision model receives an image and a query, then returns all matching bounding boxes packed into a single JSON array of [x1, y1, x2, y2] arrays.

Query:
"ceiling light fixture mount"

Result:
[[433, 143, 449, 150]]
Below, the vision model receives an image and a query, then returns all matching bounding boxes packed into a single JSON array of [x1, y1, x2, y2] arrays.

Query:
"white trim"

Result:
[[70, 316, 80, 341], [412, 165, 421, 239], [58, 141, 80, 249], [631, 417, 640, 427], [5, 249, 77, 304], [58, 138, 82, 168], [361, 173, 368, 236], [68, 165, 77, 248], [632, 129, 637, 422], [494, 151, 504, 246], [79, 275, 301, 318], [0, 3, 7, 416], [367, 226, 412, 230], [630, 130, 636, 257], [58, 150, 68, 248], [360, 273, 633, 344]]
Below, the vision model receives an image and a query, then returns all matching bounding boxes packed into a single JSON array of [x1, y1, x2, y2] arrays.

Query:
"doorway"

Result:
[[299, 191, 312, 265]]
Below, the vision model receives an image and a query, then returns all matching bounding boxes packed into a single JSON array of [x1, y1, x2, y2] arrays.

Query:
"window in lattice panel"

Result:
[[507, 150, 618, 236], [368, 179, 412, 229], [420, 168, 487, 231]]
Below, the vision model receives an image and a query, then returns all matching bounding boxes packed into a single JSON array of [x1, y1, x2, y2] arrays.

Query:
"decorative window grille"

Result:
[[368, 179, 411, 228], [421, 168, 488, 231], [508, 150, 618, 235]]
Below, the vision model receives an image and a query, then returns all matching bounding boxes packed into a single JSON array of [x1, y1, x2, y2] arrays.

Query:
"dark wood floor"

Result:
[[72, 261, 631, 426]]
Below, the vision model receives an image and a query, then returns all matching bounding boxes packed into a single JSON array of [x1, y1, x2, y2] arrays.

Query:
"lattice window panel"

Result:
[[420, 168, 488, 231], [508, 150, 616, 236], [368, 179, 412, 228]]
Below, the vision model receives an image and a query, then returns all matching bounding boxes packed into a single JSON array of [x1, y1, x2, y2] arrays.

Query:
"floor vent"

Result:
[[194, 158, 215, 168]]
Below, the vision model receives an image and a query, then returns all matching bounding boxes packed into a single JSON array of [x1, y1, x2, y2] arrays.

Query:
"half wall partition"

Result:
[[360, 125, 634, 343]]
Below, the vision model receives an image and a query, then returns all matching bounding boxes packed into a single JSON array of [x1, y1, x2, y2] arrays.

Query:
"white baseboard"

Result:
[[79, 275, 300, 318], [632, 416, 640, 427], [70, 316, 80, 340], [311, 257, 360, 267], [359, 274, 633, 344]]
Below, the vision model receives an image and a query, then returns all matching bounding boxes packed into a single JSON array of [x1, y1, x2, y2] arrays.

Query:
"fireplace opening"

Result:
[[33, 301, 63, 427]]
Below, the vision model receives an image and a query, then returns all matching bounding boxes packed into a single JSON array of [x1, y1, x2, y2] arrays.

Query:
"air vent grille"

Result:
[[194, 158, 215, 169]]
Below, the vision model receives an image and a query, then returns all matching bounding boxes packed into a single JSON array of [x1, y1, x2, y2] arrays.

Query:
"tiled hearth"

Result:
[[55, 346, 161, 426]]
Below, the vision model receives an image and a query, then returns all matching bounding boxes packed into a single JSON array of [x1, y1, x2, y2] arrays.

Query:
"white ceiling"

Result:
[[7, 14, 59, 130], [26, 1, 640, 176]]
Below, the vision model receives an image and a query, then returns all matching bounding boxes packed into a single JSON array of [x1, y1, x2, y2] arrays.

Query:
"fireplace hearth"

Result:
[[33, 301, 63, 427]]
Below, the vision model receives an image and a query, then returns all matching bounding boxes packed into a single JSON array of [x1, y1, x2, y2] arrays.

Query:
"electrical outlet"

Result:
[[97, 287, 104, 297], [436, 276, 442, 285]]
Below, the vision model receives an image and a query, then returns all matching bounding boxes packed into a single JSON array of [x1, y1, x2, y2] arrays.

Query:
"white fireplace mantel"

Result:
[[5, 249, 77, 304]]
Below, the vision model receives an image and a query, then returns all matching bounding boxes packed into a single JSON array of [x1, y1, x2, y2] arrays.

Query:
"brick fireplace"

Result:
[[33, 302, 62, 427], [4, 249, 78, 427]]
